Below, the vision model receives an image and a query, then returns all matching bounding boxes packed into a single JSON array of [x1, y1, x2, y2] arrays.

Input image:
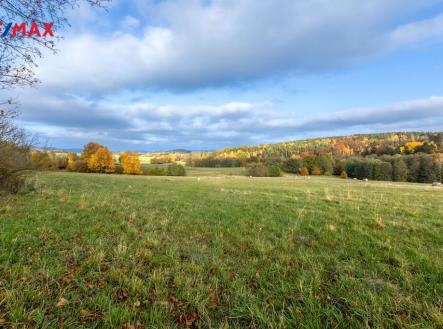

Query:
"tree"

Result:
[[66, 152, 78, 171], [315, 154, 334, 175], [372, 160, 392, 181], [392, 158, 408, 182], [299, 167, 309, 176], [82, 142, 102, 162], [418, 155, 441, 183], [0, 0, 109, 89], [246, 163, 267, 177], [283, 158, 302, 174], [0, 108, 33, 192], [120, 152, 142, 175], [87, 146, 115, 173]]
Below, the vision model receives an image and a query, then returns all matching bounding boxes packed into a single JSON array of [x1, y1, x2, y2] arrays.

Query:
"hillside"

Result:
[[211, 132, 443, 159]]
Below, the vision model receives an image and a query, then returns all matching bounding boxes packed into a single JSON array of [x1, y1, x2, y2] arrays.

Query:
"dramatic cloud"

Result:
[[36, 0, 443, 92], [17, 93, 443, 150]]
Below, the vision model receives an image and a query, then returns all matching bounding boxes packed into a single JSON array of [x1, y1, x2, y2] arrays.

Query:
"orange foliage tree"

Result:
[[120, 152, 142, 175], [87, 147, 115, 173]]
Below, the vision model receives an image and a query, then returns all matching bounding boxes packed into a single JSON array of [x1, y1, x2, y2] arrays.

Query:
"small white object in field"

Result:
[[197, 177, 201, 181], [250, 176, 253, 178], [307, 176, 311, 179], [363, 178, 369, 182], [432, 182, 442, 187]]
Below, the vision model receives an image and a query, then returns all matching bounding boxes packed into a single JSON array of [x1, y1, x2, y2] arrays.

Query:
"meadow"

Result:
[[0, 171, 442, 328]]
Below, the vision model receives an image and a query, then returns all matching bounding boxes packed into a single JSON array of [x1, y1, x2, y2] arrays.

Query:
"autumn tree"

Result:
[[299, 167, 309, 176], [87, 146, 115, 173], [120, 152, 142, 175], [82, 142, 102, 162]]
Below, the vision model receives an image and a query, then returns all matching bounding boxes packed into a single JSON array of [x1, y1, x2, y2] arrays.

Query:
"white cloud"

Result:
[[36, 0, 443, 92], [16, 92, 443, 150]]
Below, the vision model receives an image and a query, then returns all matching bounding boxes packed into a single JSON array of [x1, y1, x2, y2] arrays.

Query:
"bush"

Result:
[[142, 167, 166, 176], [72, 159, 88, 173], [311, 166, 321, 175], [166, 164, 186, 176], [340, 171, 348, 179], [1, 174, 33, 194], [30, 151, 57, 171], [246, 163, 267, 177], [266, 165, 282, 177]]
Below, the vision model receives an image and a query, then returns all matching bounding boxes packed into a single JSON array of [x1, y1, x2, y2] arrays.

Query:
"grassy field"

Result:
[[0, 172, 442, 328]]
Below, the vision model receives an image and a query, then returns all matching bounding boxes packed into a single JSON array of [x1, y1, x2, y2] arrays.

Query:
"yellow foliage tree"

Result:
[[87, 147, 115, 173], [66, 153, 75, 171], [120, 152, 142, 175]]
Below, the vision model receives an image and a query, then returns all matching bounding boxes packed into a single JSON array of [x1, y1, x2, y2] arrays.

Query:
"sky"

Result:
[[4, 0, 443, 151]]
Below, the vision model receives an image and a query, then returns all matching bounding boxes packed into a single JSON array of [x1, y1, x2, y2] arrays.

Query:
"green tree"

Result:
[[282, 158, 302, 174], [373, 161, 392, 181], [315, 154, 334, 175], [392, 158, 408, 182], [418, 155, 441, 183]]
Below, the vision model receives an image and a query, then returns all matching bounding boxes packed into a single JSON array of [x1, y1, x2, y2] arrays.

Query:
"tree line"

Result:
[[30, 142, 187, 178]]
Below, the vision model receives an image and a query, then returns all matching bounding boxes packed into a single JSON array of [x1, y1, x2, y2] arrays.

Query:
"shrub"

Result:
[[0, 110, 33, 193], [30, 151, 57, 171], [266, 165, 282, 177], [1, 174, 33, 194], [166, 164, 186, 176], [142, 167, 166, 176], [340, 171, 348, 179], [72, 159, 88, 173], [311, 166, 321, 175], [246, 163, 267, 177]]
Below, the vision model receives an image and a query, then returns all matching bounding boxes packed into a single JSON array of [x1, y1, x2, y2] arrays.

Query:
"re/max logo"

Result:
[[0, 22, 54, 38]]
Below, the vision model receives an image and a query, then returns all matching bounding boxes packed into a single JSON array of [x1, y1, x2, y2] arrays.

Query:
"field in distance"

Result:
[[0, 172, 442, 328]]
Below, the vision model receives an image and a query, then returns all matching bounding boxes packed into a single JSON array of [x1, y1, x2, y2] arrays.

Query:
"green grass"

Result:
[[0, 172, 442, 328]]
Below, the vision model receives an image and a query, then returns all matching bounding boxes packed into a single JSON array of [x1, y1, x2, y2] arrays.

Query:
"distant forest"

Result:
[[185, 132, 443, 183]]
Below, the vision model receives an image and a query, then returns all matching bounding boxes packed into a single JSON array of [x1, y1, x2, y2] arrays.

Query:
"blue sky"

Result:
[[4, 0, 443, 151]]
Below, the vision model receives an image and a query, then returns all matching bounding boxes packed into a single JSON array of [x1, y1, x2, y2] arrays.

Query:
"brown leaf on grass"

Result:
[[169, 296, 179, 304], [0, 318, 6, 324], [208, 266, 216, 276], [228, 272, 238, 280], [115, 287, 129, 301], [133, 300, 141, 308], [122, 321, 142, 329], [58, 317, 65, 327], [294, 308, 303, 317], [56, 298, 68, 308], [255, 271, 260, 278], [175, 311, 199, 328], [80, 308, 102, 321]]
